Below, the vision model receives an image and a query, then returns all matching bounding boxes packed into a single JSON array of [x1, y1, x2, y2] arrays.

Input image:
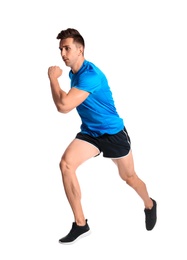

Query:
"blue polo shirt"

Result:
[[69, 60, 124, 137]]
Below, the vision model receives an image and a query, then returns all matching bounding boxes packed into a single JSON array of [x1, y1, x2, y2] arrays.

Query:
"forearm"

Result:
[[50, 78, 67, 113], [48, 66, 88, 114]]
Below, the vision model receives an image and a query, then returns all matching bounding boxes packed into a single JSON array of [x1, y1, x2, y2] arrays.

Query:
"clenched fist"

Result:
[[48, 66, 62, 80]]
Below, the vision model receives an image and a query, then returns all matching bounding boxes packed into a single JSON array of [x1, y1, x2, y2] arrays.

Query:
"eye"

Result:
[[65, 46, 70, 51], [59, 47, 62, 51]]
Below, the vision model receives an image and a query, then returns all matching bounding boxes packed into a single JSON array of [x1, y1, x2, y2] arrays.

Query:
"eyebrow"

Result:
[[59, 45, 71, 51]]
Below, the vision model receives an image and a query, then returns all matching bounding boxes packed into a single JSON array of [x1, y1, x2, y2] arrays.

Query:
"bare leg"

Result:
[[59, 139, 99, 225], [112, 150, 153, 209]]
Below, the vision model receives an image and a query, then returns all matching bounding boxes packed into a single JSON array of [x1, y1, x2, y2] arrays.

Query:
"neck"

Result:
[[71, 57, 85, 74]]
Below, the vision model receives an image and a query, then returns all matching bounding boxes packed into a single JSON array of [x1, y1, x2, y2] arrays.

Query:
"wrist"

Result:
[[49, 76, 58, 83]]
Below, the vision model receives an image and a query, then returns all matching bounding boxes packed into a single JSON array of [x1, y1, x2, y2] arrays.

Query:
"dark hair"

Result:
[[56, 28, 85, 48]]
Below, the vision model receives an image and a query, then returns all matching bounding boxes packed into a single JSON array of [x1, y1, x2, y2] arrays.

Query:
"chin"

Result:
[[64, 61, 71, 67]]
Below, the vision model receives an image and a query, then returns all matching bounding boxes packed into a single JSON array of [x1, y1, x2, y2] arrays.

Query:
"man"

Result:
[[48, 28, 157, 245]]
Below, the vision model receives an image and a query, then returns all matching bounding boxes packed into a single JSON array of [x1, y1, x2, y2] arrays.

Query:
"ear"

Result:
[[79, 46, 84, 55]]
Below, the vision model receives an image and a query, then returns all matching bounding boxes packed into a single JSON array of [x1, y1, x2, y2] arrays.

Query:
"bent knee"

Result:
[[122, 172, 138, 187], [59, 157, 76, 175], [59, 158, 68, 173]]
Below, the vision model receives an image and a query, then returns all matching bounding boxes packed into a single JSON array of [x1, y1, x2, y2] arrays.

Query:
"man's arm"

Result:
[[48, 66, 89, 113]]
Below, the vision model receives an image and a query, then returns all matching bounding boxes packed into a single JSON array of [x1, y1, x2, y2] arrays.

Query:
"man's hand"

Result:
[[48, 66, 62, 80], [48, 65, 89, 113]]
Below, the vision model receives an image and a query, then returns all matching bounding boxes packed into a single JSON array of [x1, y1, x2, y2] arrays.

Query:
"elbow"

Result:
[[56, 104, 71, 114], [57, 108, 69, 114]]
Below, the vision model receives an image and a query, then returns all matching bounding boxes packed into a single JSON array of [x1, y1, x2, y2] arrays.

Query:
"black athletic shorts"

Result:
[[76, 127, 131, 158]]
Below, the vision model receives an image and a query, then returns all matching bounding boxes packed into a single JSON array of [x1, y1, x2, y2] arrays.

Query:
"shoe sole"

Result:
[[59, 230, 91, 245]]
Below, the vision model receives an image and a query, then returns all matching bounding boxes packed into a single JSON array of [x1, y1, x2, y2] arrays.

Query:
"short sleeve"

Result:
[[74, 71, 101, 94]]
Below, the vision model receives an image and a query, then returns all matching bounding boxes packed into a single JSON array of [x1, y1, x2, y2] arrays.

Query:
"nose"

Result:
[[59, 48, 64, 57], [62, 48, 67, 56], [60, 49, 64, 56], [62, 52, 67, 61]]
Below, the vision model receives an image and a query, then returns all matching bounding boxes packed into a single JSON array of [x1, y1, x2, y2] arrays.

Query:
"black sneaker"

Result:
[[144, 198, 157, 230], [59, 219, 91, 245]]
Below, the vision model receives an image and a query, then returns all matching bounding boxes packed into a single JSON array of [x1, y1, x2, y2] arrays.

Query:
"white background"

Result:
[[0, 0, 187, 259]]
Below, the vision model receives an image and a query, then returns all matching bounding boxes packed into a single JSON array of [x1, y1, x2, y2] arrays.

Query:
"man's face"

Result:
[[59, 37, 82, 67]]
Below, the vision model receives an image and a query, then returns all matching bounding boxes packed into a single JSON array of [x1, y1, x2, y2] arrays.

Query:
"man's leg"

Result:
[[112, 150, 153, 209], [59, 138, 99, 226], [112, 150, 157, 230]]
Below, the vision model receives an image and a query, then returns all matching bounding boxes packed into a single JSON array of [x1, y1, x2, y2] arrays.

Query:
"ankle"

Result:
[[145, 198, 153, 210], [75, 219, 87, 226]]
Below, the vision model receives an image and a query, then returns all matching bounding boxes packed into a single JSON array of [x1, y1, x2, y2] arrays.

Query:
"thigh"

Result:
[[61, 138, 100, 169], [112, 150, 135, 180]]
